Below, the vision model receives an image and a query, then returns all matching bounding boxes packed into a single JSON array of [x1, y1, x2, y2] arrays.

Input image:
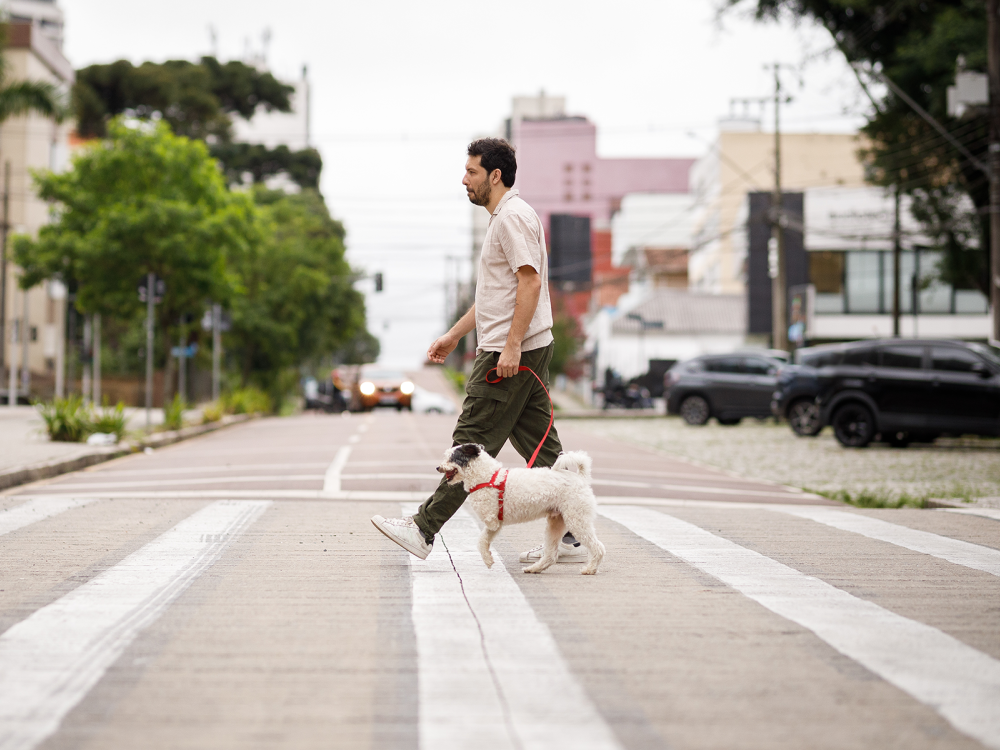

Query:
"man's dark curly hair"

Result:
[[467, 138, 517, 188]]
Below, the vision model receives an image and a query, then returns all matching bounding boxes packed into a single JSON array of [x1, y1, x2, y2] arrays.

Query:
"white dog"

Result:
[[436, 444, 606, 575]]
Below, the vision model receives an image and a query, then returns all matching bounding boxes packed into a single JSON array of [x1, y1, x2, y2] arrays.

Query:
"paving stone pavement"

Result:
[[1, 409, 998, 750]]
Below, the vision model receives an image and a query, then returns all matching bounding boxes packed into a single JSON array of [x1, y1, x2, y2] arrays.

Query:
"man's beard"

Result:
[[468, 179, 491, 207]]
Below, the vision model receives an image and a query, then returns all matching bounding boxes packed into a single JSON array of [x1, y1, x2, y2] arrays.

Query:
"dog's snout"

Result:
[[436, 465, 446, 473]]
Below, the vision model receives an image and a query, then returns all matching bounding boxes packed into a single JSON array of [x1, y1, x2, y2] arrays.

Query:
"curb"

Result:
[[0, 414, 254, 493], [555, 410, 663, 420]]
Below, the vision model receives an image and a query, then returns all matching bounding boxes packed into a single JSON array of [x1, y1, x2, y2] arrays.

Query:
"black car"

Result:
[[774, 339, 1000, 447], [771, 345, 846, 436], [665, 353, 783, 425]]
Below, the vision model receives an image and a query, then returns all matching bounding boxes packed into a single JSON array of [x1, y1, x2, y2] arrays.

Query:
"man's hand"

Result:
[[496, 342, 521, 378], [427, 333, 458, 364]]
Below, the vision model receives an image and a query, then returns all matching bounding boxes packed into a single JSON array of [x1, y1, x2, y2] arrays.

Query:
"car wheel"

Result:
[[717, 417, 741, 426], [426, 407, 442, 414], [679, 395, 710, 426], [788, 399, 822, 437], [832, 403, 875, 448]]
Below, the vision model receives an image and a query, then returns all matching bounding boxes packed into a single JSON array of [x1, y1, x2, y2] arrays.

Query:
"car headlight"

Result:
[[359, 381, 376, 396], [400, 381, 414, 395]]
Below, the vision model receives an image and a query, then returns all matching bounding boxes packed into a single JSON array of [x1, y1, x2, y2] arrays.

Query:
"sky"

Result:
[[59, 0, 869, 369]]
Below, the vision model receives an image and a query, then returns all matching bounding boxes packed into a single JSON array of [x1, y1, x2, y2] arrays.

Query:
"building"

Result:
[[0, 1, 73, 399], [689, 121, 867, 294]]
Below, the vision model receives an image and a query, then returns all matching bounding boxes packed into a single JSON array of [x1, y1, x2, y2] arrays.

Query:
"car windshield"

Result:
[[968, 343, 1000, 367], [363, 370, 406, 381]]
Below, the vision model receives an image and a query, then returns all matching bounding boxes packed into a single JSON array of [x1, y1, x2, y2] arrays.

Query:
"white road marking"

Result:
[[33, 475, 326, 490], [0, 497, 96, 537], [404, 504, 622, 750], [940, 507, 1000, 522], [590, 478, 818, 499], [323, 447, 353, 493], [8, 489, 428, 501], [0, 500, 270, 750], [768, 506, 1000, 577], [77, 462, 330, 478], [600, 505, 1000, 750]]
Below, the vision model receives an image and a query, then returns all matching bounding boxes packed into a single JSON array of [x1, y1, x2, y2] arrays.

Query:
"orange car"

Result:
[[354, 367, 414, 411]]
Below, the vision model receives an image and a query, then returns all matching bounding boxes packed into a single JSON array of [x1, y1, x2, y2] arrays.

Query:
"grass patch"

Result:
[[810, 487, 927, 509], [442, 366, 466, 394]]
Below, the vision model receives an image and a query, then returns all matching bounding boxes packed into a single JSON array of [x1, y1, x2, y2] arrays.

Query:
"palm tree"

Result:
[[0, 21, 66, 370]]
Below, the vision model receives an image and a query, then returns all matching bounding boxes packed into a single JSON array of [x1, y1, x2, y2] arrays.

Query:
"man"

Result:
[[371, 137, 586, 564]]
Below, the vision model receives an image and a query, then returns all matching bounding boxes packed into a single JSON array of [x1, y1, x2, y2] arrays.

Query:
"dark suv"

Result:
[[775, 339, 1000, 447], [665, 353, 783, 425]]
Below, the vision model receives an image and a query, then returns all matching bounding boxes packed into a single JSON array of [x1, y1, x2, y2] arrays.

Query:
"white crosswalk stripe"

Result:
[[600, 505, 1000, 750], [0, 497, 96, 538], [404, 504, 623, 750], [0, 500, 270, 750], [768, 506, 1000, 577]]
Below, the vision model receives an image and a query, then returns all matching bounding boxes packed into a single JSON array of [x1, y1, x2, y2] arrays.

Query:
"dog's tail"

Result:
[[552, 451, 592, 483]]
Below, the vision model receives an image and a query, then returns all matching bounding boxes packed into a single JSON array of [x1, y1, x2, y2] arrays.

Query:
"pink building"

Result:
[[511, 116, 694, 234]]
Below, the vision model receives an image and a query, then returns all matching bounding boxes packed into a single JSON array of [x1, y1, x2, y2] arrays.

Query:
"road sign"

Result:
[[171, 344, 199, 358], [138, 276, 166, 304]]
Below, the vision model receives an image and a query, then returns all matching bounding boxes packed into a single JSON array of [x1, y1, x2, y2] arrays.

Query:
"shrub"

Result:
[[223, 387, 271, 415], [201, 401, 224, 423], [36, 396, 93, 442], [92, 401, 128, 441], [163, 394, 186, 431]]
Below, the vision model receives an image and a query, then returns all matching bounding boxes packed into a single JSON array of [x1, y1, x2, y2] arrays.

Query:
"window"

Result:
[[930, 347, 984, 374], [880, 250, 915, 313], [843, 347, 878, 366], [845, 252, 880, 313], [742, 357, 775, 375], [881, 346, 924, 369], [703, 357, 742, 374], [809, 251, 845, 313]]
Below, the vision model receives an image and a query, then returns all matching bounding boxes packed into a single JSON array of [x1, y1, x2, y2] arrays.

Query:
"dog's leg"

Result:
[[478, 523, 501, 568], [523, 514, 565, 574], [566, 520, 605, 575]]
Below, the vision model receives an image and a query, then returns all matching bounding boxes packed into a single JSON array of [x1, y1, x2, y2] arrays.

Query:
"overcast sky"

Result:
[[60, 0, 868, 369]]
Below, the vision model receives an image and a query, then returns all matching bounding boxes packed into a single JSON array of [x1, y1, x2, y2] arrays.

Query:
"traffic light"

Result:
[[374, 272, 383, 292]]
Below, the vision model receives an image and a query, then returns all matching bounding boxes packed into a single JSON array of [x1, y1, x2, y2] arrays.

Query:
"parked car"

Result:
[[354, 367, 414, 411], [664, 352, 784, 425], [776, 339, 1000, 448], [770, 345, 845, 436], [303, 376, 348, 413], [411, 386, 457, 415], [602, 369, 654, 409]]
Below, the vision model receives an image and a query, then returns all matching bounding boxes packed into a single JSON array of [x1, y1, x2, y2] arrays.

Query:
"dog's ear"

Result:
[[450, 443, 481, 467]]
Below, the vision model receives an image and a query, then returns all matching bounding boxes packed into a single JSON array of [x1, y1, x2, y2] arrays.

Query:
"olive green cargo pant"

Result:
[[412, 343, 563, 544]]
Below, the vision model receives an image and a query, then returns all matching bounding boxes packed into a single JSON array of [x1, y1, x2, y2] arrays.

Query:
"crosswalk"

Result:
[[0, 489, 997, 748]]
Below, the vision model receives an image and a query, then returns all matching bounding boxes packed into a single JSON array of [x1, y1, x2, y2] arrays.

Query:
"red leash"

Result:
[[484, 365, 554, 469], [467, 365, 554, 523]]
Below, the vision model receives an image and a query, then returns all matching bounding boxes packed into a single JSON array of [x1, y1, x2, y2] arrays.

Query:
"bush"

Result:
[[92, 401, 128, 441], [442, 366, 466, 393], [163, 394, 186, 431], [223, 387, 272, 415], [36, 396, 93, 442], [201, 401, 224, 423]]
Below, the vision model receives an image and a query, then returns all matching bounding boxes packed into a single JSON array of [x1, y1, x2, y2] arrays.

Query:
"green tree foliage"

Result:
[[72, 57, 322, 190], [729, 0, 989, 293], [0, 25, 65, 124], [13, 118, 256, 361], [225, 188, 368, 394]]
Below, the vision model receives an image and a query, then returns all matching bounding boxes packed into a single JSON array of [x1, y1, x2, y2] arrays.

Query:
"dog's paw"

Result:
[[522, 565, 543, 574], [580, 568, 598, 575], [482, 554, 494, 568]]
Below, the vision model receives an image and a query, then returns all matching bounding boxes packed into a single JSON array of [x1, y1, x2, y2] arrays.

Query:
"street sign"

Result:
[[200, 308, 231, 332], [171, 344, 199, 358], [138, 276, 166, 304]]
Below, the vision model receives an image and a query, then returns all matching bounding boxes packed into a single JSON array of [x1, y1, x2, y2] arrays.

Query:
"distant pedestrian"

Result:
[[372, 137, 587, 564]]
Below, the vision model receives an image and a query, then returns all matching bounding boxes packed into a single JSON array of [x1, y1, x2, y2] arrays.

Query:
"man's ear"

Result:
[[491, 168, 503, 185]]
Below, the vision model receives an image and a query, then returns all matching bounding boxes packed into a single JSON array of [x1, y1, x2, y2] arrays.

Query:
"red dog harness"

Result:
[[469, 469, 509, 521]]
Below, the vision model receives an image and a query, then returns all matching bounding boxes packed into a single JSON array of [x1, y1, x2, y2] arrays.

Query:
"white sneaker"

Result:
[[371, 515, 433, 559], [519, 542, 588, 564]]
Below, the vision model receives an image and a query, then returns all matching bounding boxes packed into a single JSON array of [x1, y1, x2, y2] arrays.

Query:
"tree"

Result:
[[13, 118, 257, 375], [225, 187, 368, 396], [729, 0, 989, 294], [72, 57, 322, 190]]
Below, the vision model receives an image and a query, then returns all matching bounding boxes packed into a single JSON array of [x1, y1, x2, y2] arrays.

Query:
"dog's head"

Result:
[[437, 443, 484, 484]]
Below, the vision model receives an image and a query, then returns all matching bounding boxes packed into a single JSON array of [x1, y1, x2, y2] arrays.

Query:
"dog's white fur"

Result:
[[436, 444, 606, 575]]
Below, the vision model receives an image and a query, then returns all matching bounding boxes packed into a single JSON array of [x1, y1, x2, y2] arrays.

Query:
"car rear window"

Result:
[[703, 357, 743, 374], [742, 358, 775, 375], [880, 346, 924, 369], [930, 347, 984, 373], [842, 347, 878, 366]]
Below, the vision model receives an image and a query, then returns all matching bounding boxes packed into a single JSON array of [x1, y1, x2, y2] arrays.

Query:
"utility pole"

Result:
[[893, 186, 902, 337], [7, 277, 17, 407], [989, 0, 1000, 343], [20, 277, 29, 396], [767, 64, 791, 351], [144, 273, 155, 431], [0, 162, 9, 371]]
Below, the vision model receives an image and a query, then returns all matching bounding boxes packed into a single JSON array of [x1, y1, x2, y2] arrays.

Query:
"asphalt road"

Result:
[[1, 411, 998, 750]]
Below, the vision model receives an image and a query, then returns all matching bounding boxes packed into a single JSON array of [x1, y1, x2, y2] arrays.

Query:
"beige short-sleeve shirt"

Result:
[[475, 189, 553, 353]]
